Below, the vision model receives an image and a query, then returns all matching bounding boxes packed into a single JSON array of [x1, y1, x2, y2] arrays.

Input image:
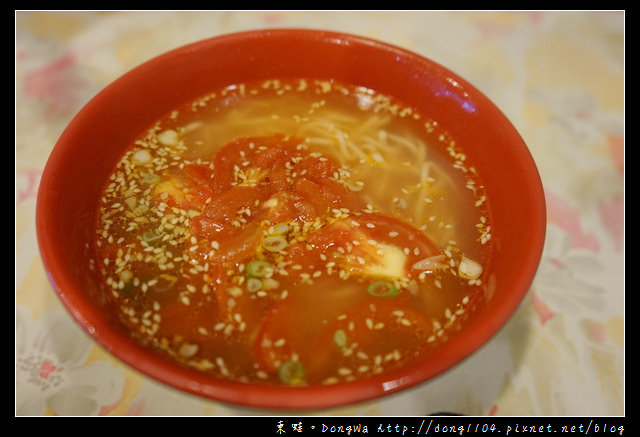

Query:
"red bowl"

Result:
[[36, 29, 546, 410]]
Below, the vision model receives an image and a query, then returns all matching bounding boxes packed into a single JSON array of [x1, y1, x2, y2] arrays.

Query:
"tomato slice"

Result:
[[155, 288, 218, 341], [262, 192, 316, 224], [211, 134, 305, 193], [312, 297, 435, 375], [253, 296, 306, 374], [210, 134, 364, 219], [352, 212, 439, 260], [150, 164, 214, 211], [295, 153, 340, 182], [283, 212, 439, 283], [189, 183, 272, 244], [210, 138, 255, 193], [293, 177, 364, 217], [181, 163, 215, 209], [213, 221, 264, 264], [201, 185, 268, 223], [253, 288, 435, 383], [253, 279, 364, 378]]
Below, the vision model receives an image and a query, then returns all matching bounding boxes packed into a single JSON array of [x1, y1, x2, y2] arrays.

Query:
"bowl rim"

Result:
[[35, 27, 546, 410]]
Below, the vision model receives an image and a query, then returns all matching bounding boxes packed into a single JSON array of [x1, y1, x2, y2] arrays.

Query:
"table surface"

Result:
[[15, 11, 624, 417]]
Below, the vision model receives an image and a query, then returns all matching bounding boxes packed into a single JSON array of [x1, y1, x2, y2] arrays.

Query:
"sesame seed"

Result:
[[366, 318, 374, 330], [338, 367, 352, 376]]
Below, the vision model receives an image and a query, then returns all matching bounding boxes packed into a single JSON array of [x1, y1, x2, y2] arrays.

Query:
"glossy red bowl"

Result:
[[36, 29, 546, 410]]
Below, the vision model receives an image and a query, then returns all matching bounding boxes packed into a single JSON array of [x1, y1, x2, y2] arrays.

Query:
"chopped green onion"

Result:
[[246, 260, 274, 278], [366, 280, 399, 298], [458, 256, 483, 280], [121, 280, 135, 297], [132, 149, 152, 165], [178, 342, 198, 358], [333, 329, 348, 350], [152, 273, 178, 292], [158, 129, 180, 147], [124, 196, 138, 210], [268, 222, 290, 236], [246, 277, 262, 293], [261, 277, 280, 291], [142, 230, 163, 246], [278, 360, 306, 385], [262, 236, 288, 252], [142, 172, 161, 184]]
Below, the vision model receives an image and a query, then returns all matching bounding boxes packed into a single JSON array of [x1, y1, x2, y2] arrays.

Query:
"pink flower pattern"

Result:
[[545, 190, 600, 253], [15, 306, 125, 416], [24, 53, 90, 117], [16, 169, 42, 205]]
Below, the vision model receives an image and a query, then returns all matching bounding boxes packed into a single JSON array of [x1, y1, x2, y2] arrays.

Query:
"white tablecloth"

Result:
[[16, 10, 624, 417]]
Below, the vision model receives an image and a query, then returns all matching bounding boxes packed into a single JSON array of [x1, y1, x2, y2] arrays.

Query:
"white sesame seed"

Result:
[[338, 367, 352, 376], [366, 318, 374, 330]]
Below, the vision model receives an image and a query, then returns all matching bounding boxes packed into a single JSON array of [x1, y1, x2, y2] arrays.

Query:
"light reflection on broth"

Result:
[[92, 78, 492, 386]]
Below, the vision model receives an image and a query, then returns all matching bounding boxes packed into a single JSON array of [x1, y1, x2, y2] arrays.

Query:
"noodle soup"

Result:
[[92, 78, 492, 386]]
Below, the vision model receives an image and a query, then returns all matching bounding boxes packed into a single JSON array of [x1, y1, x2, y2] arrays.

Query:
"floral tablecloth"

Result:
[[15, 11, 624, 417]]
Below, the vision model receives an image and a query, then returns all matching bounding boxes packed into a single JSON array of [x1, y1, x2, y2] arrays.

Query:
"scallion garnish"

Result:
[[246, 260, 274, 278], [278, 360, 306, 385], [366, 280, 399, 298]]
